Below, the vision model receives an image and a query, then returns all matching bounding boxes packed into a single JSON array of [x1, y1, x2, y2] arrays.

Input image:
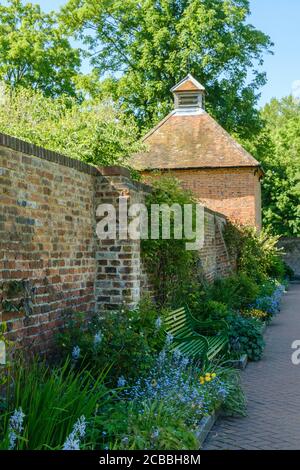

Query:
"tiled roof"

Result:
[[132, 111, 261, 170]]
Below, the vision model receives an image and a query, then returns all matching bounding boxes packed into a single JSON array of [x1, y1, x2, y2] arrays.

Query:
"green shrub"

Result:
[[107, 401, 199, 450], [57, 297, 165, 385], [224, 223, 286, 283], [227, 314, 265, 361], [206, 273, 259, 311], [194, 300, 232, 321]]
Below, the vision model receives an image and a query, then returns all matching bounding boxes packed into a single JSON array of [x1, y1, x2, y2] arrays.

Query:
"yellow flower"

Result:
[[199, 376, 205, 385], [211, 373, 217, 379], [205, 376, 212, 382]]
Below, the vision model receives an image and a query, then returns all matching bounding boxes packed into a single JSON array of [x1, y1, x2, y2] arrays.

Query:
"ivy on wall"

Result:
[[141, 175, 202, 307], [0, 280, 36, 318]]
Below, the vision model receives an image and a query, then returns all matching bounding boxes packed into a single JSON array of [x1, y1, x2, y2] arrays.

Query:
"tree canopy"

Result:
[[61, 0, 272, 136], [0, 0, 80, 96], [1, 1, 297, 237], [244, 96, 300, 236]]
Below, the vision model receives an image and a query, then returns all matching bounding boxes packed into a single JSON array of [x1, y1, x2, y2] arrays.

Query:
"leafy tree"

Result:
[[0, 84, 142, 166], [62, 0, 272, 136], [243, 96, 300, 236], [0, 0, 81, 96]]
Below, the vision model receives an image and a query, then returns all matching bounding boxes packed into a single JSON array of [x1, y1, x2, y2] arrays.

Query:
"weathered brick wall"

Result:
[[278, 238, 300, 279], [94, 167, 152, 311], [0, 133, 234, 353], [199, 208, 233, 282], [0, 142, 98, 353], [0, 135, 150, 353], [142, 167, 262, 230]]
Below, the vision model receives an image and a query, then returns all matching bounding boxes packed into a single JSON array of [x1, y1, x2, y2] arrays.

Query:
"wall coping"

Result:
[[0, 132, 100, 176], [0, 132, 154, 196]]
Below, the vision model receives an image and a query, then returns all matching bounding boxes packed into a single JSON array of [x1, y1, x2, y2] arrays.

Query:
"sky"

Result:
[[7, 0, 300, 107]]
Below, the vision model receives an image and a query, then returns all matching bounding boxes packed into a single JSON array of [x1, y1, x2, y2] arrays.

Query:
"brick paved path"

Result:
[[204, 282, 300, 450]]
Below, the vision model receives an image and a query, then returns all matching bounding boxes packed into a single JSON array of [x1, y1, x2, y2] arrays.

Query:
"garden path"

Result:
[[204, 282, 300, 450]]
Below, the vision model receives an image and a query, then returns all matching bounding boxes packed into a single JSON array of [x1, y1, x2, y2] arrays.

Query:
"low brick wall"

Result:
[[0, 133, 234, 353], [278, 238, 300, 278]]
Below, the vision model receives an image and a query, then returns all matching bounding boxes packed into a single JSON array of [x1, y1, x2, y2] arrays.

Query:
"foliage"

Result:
[[224, 222, 286, 283], [0, 0, 80, 97], [62, 0, 272, 137], [109, 400, 200, 450], [90, 351, 246, 450], [227, 314, 265, 361], [243, 96, 300, 236], [0, 85, 142, 167], [194, 300, 232, 322], [141, 176, 201, 307], [0, 357, 110, 450], [56, 298, 165, 385], [206, 273, 259, 311]]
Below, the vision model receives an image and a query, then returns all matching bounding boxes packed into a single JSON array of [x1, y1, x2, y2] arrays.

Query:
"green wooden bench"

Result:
[[164, 306, 228, 362]]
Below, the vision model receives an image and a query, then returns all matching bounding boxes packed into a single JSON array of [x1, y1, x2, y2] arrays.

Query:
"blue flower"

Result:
[[63, 416, 86, 451], [8, 408, 25, 450], [72, 345, 81, 361], [94, 331, 103, 347], [117, 376, 126, 387]]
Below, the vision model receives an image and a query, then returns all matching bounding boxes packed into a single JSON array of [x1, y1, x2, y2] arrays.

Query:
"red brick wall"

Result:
[[0, 145, 98, 352], [142, 167, 262, 230], [0, 134, 235, 354], [199, 209, 234, 283], [0, 137, 150, 353]]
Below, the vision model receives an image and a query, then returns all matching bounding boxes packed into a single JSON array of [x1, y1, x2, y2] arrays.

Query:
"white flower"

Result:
[[117, 376, 126, 387], [155, 317, 162, 330], [63, 416, 86, 451], [121, 436, 129, 446], [72, 345, 81, 361], [151, 429, 160, 440], [94, 331, 103, 347], [166, 333, 174, 346], [8, 408, 25, 450]]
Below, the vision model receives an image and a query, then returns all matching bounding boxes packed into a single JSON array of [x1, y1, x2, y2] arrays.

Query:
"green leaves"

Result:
[[141, 176, 199, 307], [0, 0, 80, 97], [62, 0, 272, 136], [227, 314, 265, 361], [245, 96, 300, 236], [0, 84, 142, 167], [0, 358, 110, 450]]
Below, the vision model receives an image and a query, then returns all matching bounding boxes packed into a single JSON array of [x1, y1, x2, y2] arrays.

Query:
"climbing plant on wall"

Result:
[[141, 175, 202, 307]]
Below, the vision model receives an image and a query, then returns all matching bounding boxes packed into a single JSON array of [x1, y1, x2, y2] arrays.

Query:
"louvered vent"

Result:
[[178, 94, 199, 107]]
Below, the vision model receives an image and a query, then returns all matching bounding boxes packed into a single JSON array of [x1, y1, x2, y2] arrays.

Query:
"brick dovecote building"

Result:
[[132, 74, 263, 229]]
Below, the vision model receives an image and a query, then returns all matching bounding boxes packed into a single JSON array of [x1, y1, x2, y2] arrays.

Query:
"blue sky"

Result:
[[9, 0, 300, 107]]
